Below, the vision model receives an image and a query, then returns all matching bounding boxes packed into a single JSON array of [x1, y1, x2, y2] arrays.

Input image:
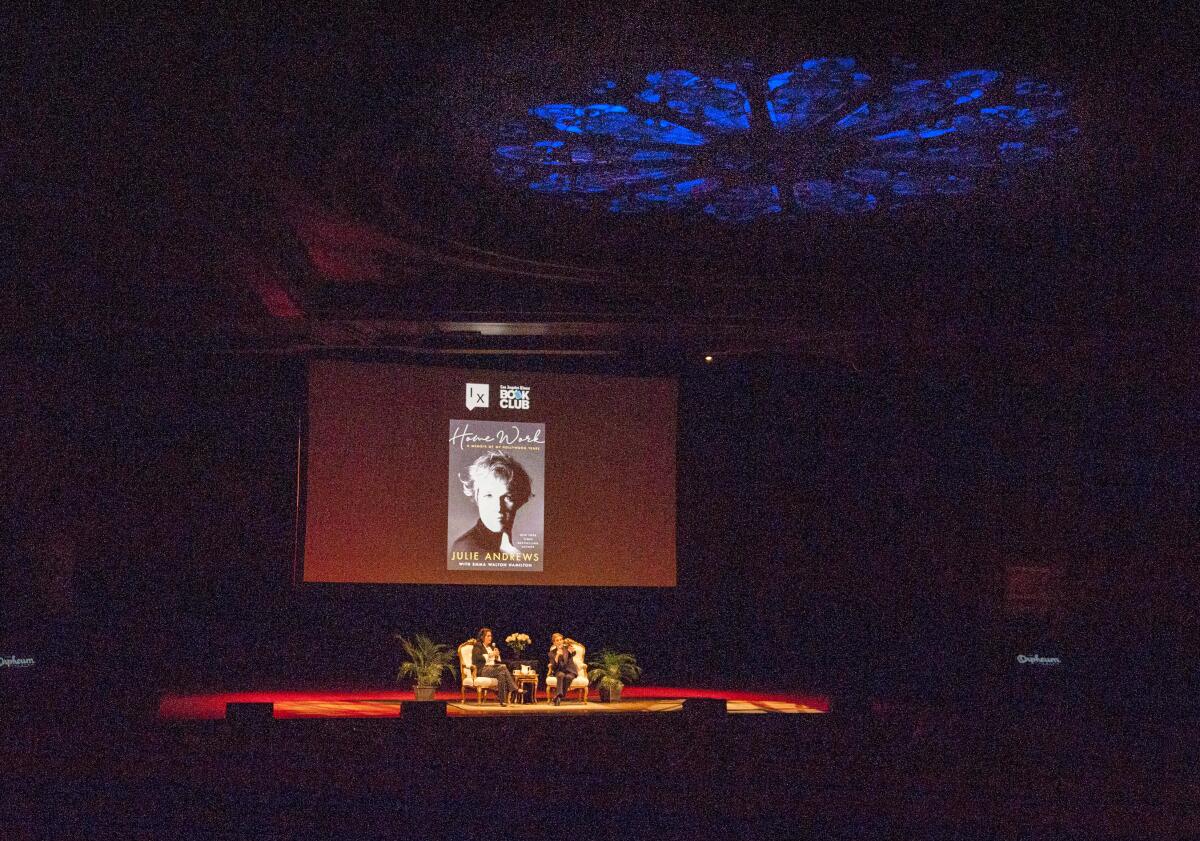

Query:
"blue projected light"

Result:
[[492, 58, 1077, 220]]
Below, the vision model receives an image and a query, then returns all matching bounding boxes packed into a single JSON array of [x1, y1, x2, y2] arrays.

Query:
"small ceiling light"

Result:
[[704, 355, 714, 363]]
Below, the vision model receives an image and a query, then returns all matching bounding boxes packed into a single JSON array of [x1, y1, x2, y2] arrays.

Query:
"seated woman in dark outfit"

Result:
[[547, 632, 579, 706], [472, 627, 517, 706]]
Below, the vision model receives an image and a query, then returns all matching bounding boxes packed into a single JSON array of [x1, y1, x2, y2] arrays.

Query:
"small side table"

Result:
[[513, 672, 539, 704]]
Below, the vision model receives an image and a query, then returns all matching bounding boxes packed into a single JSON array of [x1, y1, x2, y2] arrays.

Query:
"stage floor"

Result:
[[159, 687, 828, 719]]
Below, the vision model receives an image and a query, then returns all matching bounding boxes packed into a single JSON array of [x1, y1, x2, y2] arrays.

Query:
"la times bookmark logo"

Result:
[[466, 383, 489, 411]]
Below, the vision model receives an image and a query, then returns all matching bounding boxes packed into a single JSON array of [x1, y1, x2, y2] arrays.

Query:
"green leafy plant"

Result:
[[587, 649, 642, 695], [395, 634, 458, 687]]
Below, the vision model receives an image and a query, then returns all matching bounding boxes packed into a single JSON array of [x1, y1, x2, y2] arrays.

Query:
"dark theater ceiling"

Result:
[[9, 2, 1195, 364]]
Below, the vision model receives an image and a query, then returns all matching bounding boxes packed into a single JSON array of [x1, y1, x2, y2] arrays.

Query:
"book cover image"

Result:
[[447, 419, 545, 572]]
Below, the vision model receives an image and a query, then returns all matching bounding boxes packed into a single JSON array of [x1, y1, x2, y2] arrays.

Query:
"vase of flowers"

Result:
[[504, 633, 536, 701], [505, 632, 532, 655]]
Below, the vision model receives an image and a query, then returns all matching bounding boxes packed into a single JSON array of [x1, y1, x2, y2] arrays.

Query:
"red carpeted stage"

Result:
[[159, 686, 829, 719]]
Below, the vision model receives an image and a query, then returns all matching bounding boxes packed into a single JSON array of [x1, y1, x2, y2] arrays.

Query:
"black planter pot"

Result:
[[598, 683, 623, 703]]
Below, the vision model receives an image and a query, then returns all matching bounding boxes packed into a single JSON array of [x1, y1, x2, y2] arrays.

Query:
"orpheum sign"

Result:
[[1016, 654, 1062, 666]]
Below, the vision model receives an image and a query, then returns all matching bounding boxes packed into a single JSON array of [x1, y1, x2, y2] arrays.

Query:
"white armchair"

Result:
[[458, 640, 500, 704], [545, 640, 589, 703]]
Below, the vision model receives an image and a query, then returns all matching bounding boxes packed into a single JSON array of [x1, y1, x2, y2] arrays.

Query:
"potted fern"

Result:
[[587, 648, 642, 702], [395, 634, 457, 701]]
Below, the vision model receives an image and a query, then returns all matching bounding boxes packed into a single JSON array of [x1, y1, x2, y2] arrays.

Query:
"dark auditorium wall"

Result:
[[0, 349, 301, 693], [1, 340, 1194, 706]]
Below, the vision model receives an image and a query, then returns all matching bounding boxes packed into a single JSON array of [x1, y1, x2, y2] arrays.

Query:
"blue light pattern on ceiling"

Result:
[[493, 58, 1077, 220]]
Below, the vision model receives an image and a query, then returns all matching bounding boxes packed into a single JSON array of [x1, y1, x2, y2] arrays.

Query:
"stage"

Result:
[[158, 686, 829, 720]]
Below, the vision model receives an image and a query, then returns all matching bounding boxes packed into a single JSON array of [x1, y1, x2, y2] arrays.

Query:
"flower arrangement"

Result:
[[505, 632, 532, 654]]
